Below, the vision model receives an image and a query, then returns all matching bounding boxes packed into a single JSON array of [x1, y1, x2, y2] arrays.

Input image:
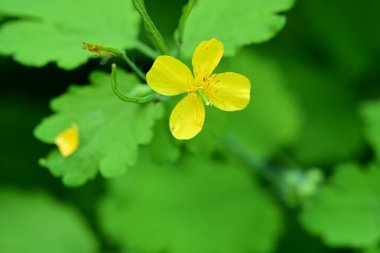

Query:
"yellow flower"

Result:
[[55, 123, 79, 157], [146, 38, 251, 140]]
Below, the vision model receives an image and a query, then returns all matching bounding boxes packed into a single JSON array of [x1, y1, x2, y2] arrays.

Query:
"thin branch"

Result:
[[111, 64, 160, 104], [83, 41, 146, 82]]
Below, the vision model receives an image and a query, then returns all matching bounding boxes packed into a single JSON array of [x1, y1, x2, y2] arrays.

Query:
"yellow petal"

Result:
[[169, 93, 205, 140], [192, 38, 224, 79], [206, 72, 251, 111], [54, 124, 79, 157], [146, 55, 194, 96]]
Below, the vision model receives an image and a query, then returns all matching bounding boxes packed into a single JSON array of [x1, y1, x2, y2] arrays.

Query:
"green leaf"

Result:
[[184, 106, 229, 156], [148, 116, 181, 163], [98, 154, 283, 253], [0, 188, 97, 253], [300, 163, 380, 248], [0, 0, 140, 69], [362, 249, 380, 253], [360, 100, 380, 161], [181, 0, 295, 57], [218, 49, 301, 160], [282, 58, 364, 166], [34, 70, 164, 186]]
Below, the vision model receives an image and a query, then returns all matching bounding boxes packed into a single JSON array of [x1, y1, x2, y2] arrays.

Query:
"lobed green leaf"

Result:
[[0, 0, 140, 69], [300, 163, 380, 248], [98, 153, 283, 253], [181, 0, 295, 57], [34, 70, 164, 186]]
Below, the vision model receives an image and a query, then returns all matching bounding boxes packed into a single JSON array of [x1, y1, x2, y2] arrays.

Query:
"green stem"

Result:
[[120, 52, 146, 82], [222, 135, 284, 197], [83, 42, 146, 82], [132, 0, 169, 55], [176, 0, 196, 46], [111, 64, 160, 104]]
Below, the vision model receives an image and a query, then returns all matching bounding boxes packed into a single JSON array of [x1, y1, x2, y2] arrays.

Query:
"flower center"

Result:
[[191, 72, 217, 106], [197, 87, 210, 106]]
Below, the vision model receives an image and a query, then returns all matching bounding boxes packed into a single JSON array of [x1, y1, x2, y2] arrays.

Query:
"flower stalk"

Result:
[[111, 64, 160, 104], [132, 0, 169, 55], [176, 0, 196, 46]]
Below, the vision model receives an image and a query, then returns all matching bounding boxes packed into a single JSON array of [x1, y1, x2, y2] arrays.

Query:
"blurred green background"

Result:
[[1, 0, 380, 253]]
